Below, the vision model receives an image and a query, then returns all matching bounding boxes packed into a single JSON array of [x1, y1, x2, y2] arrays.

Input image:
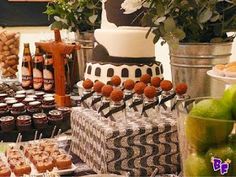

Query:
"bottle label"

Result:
[[33, 68, 43, 90], [34, 56, 44, 63], [23, 55, 31, 62], [22, 66, 32, 88], [43, 69, 54, 91]]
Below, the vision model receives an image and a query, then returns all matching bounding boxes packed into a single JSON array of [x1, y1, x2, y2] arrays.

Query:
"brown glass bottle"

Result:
[[21, 43, 33, 89], [33, 46, 44, 91], [43, 53, 54, 93]]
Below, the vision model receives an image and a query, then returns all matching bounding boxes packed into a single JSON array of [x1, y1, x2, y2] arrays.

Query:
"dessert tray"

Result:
[[0, 139, 77, 177], [207, 70, 236, 84]]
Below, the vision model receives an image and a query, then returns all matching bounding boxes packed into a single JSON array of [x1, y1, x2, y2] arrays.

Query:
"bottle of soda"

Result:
[[21, 43, 33, 89], [43, 53, 54, 93], [33, 46, 44, 91]]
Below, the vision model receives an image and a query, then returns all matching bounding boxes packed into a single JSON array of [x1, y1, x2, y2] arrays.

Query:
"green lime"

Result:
[[206, 144, 234, 176], [222, 85, 236, 107], [184, 153, 213, 177], [186, 99, 233, 152]]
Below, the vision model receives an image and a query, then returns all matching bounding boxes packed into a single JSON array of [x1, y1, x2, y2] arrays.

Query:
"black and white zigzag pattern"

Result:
[[71, 107, 180, 177]]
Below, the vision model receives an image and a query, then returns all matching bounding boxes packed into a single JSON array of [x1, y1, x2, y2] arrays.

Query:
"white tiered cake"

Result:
[[84, 0, 163, 84]]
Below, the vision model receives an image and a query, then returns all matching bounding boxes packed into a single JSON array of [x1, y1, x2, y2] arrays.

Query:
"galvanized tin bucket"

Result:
[[170, 42, 232, 98], [76, 32, 94, 81]]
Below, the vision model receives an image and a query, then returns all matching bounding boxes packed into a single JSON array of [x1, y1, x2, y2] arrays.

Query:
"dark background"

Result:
[[0, 0, 52, 27]]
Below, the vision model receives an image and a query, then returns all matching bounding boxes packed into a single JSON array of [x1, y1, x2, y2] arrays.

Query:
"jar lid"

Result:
[[23, 97, 35, 102], [26, 95, 37, 99], [44, 97, 54, 102], [0, 116, 14, 122], [57, 107, 71, 112], [0, 93, 7, 97], [17, 115, 31, 121], [33, 113, 47, 119], [29, 101, 41, 106], [49, 110, 62, 116], [6, 99, 18, 105], [12, 103, 25, 108], [16, 90, 26, 95], [4, 97, 15, 102], [43, 94, 54, 98], [0, 103, 7, 107], [15, 94, 25, 98], [35, 91, 45, 96]]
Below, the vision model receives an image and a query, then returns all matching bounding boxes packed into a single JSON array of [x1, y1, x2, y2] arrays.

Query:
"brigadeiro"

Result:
[[134, 82, 146, 95], [151, 77, 162, 88], [110, 89, 124, 102], [93, 81, 105, 93], [175, 83, 188, 95], [124, 79, 135, 90], [101, 85, 113, 98], [140, 74, 151, 84], [144, 86, 156, 99], [82, 79, 94, 90], [160, 80, 173, 91], [111, 75, 121, 87]]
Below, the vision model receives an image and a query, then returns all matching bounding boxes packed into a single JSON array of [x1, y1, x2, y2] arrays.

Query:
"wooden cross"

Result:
[[36, 29, 80, 107]]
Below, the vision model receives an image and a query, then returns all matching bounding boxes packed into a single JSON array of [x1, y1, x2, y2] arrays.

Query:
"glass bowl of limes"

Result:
[[177, 86, 236, 177]]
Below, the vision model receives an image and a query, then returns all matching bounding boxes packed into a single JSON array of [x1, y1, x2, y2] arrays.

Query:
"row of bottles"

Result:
[[21, 43, 54, 92]]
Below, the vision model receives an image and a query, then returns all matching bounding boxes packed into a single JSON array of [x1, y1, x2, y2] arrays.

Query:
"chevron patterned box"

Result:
[[71, 107, 180, 177]]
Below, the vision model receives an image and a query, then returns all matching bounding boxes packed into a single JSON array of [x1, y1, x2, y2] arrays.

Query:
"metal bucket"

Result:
[[170, 42, 232, 98], [76, 32, 94, 81]]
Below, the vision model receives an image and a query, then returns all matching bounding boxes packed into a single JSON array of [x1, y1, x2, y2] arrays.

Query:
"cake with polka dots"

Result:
[[84, 0, 163, 84]]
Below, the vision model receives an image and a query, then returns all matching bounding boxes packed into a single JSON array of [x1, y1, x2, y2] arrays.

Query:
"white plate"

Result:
[[207, 70, 236, 84]]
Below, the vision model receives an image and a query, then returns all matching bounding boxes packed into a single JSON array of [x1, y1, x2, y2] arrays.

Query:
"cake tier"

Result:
[[94, 28, 155, 58], [85, 61, 163, 84], [102, 0, 145, 28]]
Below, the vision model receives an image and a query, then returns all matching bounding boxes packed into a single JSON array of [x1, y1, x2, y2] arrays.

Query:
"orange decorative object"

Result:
[[36, 29, 80, 107]]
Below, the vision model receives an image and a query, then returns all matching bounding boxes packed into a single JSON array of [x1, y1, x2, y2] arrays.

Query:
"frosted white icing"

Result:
[[95, 28, 155, 58], [85, 62, 163, 84], [101, 1, 117, 29]]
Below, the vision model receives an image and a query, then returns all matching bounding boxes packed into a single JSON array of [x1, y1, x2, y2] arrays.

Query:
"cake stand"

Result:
[[207, 70, 236, 85]]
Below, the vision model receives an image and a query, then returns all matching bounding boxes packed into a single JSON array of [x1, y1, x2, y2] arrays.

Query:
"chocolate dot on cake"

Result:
[[93, 81, 105, 93], [111, 75, 121, 86], [151, 77, 161, 88], [175, 83, 188, 95], [140, 74, 151, 84], [160, 80, 173, 91], [134, 82, 146, 95], [110, 89, 124, 102], [82, 79, 94, 89], [144, 86, 156, 99], [124, 79, 135, 90], [101, 85, 114, 97]]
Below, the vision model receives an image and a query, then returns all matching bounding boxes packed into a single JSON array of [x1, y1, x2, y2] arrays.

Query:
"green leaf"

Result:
[[172, 28, 186, 40], [164, 17, 176, 32], [198, 8, 213, 23]]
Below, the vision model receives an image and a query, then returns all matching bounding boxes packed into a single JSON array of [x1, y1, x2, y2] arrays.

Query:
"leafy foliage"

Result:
[[45, 0, 102, 32], [142, 0, 236, 46]]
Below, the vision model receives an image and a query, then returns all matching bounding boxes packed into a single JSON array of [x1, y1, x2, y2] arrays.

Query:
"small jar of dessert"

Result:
[[0, 93, 7, 102], [35, 91, 45, 101], [0, 116, 15, 132], [0, 103, 9, 117], [33, 113, 48, 130], [11, 103, 26, 118], [48, 110, 63, 127], [42, 97, 55, 114], [6, 99, 18, 111], [57, 107, 71, 120], [15, 94, 26, 102], [26, 94, 37, 100], [16, 115, 32, 132], [4, 97, 16, 103], [27, 101, 42, 116]]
